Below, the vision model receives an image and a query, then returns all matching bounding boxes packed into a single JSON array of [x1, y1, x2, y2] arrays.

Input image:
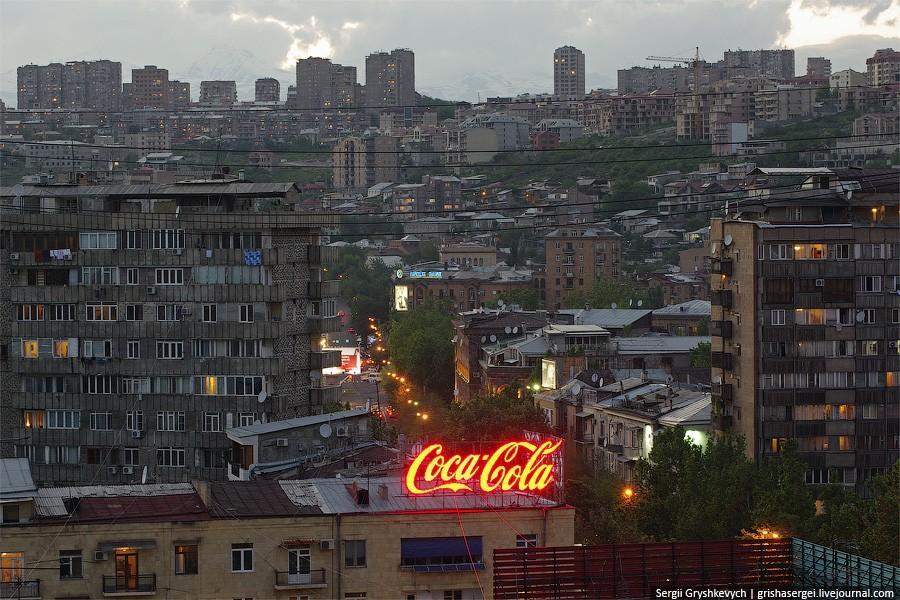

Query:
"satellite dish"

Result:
[[489, 334, 497, 342], [591, 373, 599, 383], [505, 326, 512, 334], [723, 234, 733, 247], [713, 375, 722, 385], [855, 311, 865, 323], [637, 300, 643, 307], [257, 390, 268, 404], [629, 299, 633, 307], [571, 383, 582, 396], [141, 466, 148, 485], [513, 327, 519, 334], [498, 299, 506, 307], [481, 336, 487, 343], [611, 303, 618, 309], [597, 378, 604, 388], [319, 423, 333, 438], [666, 375, 674, 384]]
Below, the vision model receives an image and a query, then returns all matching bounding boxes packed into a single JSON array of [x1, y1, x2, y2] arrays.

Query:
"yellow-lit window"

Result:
[[838, 436, 852, 451], [808, 309, 825, 325], [809, 244, 826, 259], [0, 552, 24, 582], [22, 340, 38, 358], [888, 371, 898, 387], [837, 404, 854, 420], [24, 410, 45, 429], [54, 340, 69, 358], [204, 376, 218, 395]]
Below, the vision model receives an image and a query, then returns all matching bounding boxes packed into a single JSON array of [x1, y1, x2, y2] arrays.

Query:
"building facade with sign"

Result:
[[0, 469, 574, 600], [393, 264, 534, 313]]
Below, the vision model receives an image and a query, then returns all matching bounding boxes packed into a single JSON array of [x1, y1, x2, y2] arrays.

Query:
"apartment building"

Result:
[[676, 77, 772, 141], [123, 130, 171, 153], [722, 48, 795, 80], [168, 80, 191, 107], [17, 60, 122, 111], [296, 57, 359, 109], [830, 69, 867, 90], [331, 135, 400, 191], [709, 169, 899, 494], [378, 107, 438, 133], [199, 81, 237, 106], [21, 140, 123, 171], [544, 226, 622, 309], [254, 77, 281, 103], [0, 181, 341, 485], [866, 48, 900, 87], [754, 86, 816, 122], [586, 93, 675, 136], [806, 57, 832, 78], [392, 263, 534, 314], [0, 467, 574, 600], [365, 49, 415, 108], [617, 65, 693, 94], [126, 66, 170, 109], [553, 46, 585, 98]]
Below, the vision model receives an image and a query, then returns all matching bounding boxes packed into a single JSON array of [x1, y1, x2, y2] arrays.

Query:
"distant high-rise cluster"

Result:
[[806, 56, 832, 78], [295, 57, 359, 109], [553, 46, 585, 98], [254, 77, 280, 103], [365, 49, 416, 108], [199, 80, 238, 106], [722, 48, 795, 79], [17, 60, 122, 110]]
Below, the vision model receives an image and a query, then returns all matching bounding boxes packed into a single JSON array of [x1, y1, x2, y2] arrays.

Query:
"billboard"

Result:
[[394, 285, 409, 311]]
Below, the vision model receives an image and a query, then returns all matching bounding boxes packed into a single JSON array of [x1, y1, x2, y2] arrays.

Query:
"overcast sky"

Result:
[[1, 0, 898, 103]]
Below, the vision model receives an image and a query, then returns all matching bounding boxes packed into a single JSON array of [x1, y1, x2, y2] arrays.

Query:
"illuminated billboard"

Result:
[[394, 285, 409, 311]]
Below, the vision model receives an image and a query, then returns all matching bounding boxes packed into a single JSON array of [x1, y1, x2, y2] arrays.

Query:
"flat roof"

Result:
[[559, 308, 653, 329], [612, 336, 709, 354], [0, 458, 36, 501], [652, 300, 712, 316], [227, 408, 370, 439]]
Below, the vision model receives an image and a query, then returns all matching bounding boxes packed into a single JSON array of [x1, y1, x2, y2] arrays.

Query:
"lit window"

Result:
[[22, 340, 38, 358], [54, 340, 69, 358]]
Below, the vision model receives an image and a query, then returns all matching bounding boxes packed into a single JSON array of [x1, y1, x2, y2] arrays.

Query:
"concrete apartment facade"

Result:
[[365, 49, 416, 108], [0, 181, 342, 485], [254, 77, 281, 103], [722, 48, 795, 79], [0, 473, 575, 600], [331, 135, 400, 191], [553, 46, 585, 98], [866, 48, 900, 87], [295, 58, 359, 109], [543, 226, 622, 309], [709, 170, 899, 494], [199, 81, 237, 106], [17, 60, 122, 111], [126, 66, 170, 109]]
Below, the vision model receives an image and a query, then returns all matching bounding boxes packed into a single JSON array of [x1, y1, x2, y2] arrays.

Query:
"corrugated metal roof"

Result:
[[658, 396, 712, 427], [612, 336, 709, 354], [559, 308, 652, 329], [652, 300, 712, 316], [207, 481, 320, 517], [226, 408, 370, 438], [34, 483, 195, 517], [0, 459, 36, 500], [0, 182, 299, 198], [76, 494, 208, 523]]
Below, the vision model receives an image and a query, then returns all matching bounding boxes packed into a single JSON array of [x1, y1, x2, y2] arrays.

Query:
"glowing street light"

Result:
[[622, 487, 635, 501]]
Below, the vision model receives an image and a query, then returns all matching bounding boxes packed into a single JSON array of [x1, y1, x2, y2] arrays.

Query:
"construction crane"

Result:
[[646, 46, 702, 92]]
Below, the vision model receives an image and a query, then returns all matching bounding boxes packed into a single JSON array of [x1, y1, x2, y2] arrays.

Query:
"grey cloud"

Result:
[[799, 0, 895, 22]]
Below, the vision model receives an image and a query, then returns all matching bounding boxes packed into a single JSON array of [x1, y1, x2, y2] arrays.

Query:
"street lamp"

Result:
[[622, 486, 635, 501]]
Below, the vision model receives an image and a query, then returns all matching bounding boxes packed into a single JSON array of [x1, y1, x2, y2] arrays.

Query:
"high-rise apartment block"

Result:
[[254, 77, 280, 103], [126, 66, 170, 109], [295, 58, 358, 109], [709, 169, 899, 495], [866, 48, 900, 87], [553, 46, 585, 98], [543, 225, 621, 309], [331, 135, 400, 191], [199, 81, 237, 106], [806, 57, 832, 78], [722, 48, 795, 80], [0, 181, 341, 484], [365, 49, 415, 108], [168, 81, 191, 107], [17, 60, 122, 110]]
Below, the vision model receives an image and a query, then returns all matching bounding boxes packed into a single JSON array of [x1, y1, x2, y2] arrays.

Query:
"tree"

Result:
[[567, 457, 641, 544], [333, 248, 393, 336], [565, 278, 661, 310], [388, 306, 454, 397], [446, 388, 549, 441], [860, 461, 900, 565], [403, 241, 439, 265], [751, 441, 816, 538], [813, 484, 870, 554], [486, 288, 539, 310], [690, 342, 711, 368]]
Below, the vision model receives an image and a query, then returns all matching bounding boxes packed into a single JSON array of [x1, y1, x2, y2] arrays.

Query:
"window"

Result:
[[22, 340, 38, 358], [48, 304, 76, 321], [47, 410, 80, 429], [23, 410, 45, 429], [157, 304, 184, 321], [861, 404, 880, 420], [792, 243, 827, 260], [231, 544, 254, 572], [127, 340, 140, 359], [86, 303, 117, 321], [123, 448, 139, 466], [157, 447, 185, 467], [859, 341, 879, 356], [126, 304, 144, 321], [893, 309, 900, 324], [769, 244, 791, 260], [195, 376, 264, 396], [84, 375, 117, 394], [126, 230, 142, 249], [79, 231, 117, 250], [202, 412, 221, 432], [16, 304, 44, 321], [59, 550, 83, 579], [82, 266, 118, 285], [126, 411, 144, 432], [832, 243, 850, 260], [152, 229, 185, 250], [771, 309, 785, 326], [516, 534, 538, 548], [345, 594, 367, 599], [126, 268, 140, 285], [239, 304, 254, 323], [156, 340, 184, 359], [344, 540, 366, 567], [48, 446, 81, 464], [157, 412, 186, 432], [90, 412, 112, 431], [400, 537, 483, 569], [860, 309, 876, 324], [859, 276, 882, 292], [444, 593, 463, 600], [83, 339, 112, 358], [53, 339, 70, 358], [122, 377, 150, 394], [156, 268, 184, 285], [175, 545, 198, 575], [202, 304, 217, 322], [238, 413, 256, 427]]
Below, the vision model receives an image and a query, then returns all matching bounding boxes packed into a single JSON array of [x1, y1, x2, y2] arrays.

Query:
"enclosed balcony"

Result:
[[710, 320, 733, 338], [710, 289, 733, 309], [711, 383, 734, 403], [711, 352, 734, 370], [273, 569, 327, 590], [710, 258, 733, 276]]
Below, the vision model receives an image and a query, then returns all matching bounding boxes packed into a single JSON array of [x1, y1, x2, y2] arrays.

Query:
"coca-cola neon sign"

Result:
[[404, 439, 563, 495]]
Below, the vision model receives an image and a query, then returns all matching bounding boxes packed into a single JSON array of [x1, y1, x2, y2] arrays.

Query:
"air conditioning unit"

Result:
[[335, 427, 348, 437], [815, 279, 825, 287], [122, 466, 135, 475], [108, 466, 117, 474], [147, 286, 157, 295], [275, 438, 289, 447], [319, 539, 335, 551], [10, 253, 20, 261], [94, 551, 108, 561], [131, 430, 144, 439]]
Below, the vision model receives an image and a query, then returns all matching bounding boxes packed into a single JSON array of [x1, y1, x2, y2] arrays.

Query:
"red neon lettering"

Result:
[[405, 440, 562, 495]]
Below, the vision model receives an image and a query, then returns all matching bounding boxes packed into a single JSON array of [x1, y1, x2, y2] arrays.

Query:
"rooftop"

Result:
[[0, 458, 37, 501], [612, 336, 709, 354], [652, 300, 712, 317], [558, 308, 652, 329], [227, 408, 371, 439]]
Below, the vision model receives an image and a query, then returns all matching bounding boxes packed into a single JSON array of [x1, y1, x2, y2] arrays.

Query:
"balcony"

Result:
[[710, 351, 734, 370], [309, 350, 342, 370], [711, 383, 734, 403], [307, 244, 339, 267], [0, 580, 40, 600], [710, 320, 733, 338], [307, 280, 341, 299], [710, 258, 733, 276], [310, 384, 341, 406], [710, 289, 733, 309], [712, 414, 734, 430], [306, 315, 341, 335], [102, 574, 156, 596], [274, 569, 327, 590], [563, 246, 575, 254]]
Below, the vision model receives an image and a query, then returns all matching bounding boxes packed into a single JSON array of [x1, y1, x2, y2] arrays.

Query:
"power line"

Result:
[[2, 132, 890, 156]]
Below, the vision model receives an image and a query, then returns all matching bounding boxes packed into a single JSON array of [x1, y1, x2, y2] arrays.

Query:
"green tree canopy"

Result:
[[388, 305, 454, 397], [860, 461, 900, 565], [333, 248, 393, 335], [690, 342, 711, 368], [445, 388, 549, 441], [751, 441, 817, 538], [565, 279, 662, 310]]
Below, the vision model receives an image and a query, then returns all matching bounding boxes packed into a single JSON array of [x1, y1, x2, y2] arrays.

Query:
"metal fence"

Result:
[[792, 538, 899, 590]]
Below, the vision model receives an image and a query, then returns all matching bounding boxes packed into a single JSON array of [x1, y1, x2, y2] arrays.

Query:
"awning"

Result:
[[281, 539, 317, 548], [575, 411, 593, 418], [401, 537, 482, 559], [98, 540, 157, 552]]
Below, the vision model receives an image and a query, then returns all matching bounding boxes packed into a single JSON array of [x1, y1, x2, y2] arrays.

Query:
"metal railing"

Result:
[[102, 573, 156, 594], [0, 580, 40, 599], [274, 569, 326, 587]]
